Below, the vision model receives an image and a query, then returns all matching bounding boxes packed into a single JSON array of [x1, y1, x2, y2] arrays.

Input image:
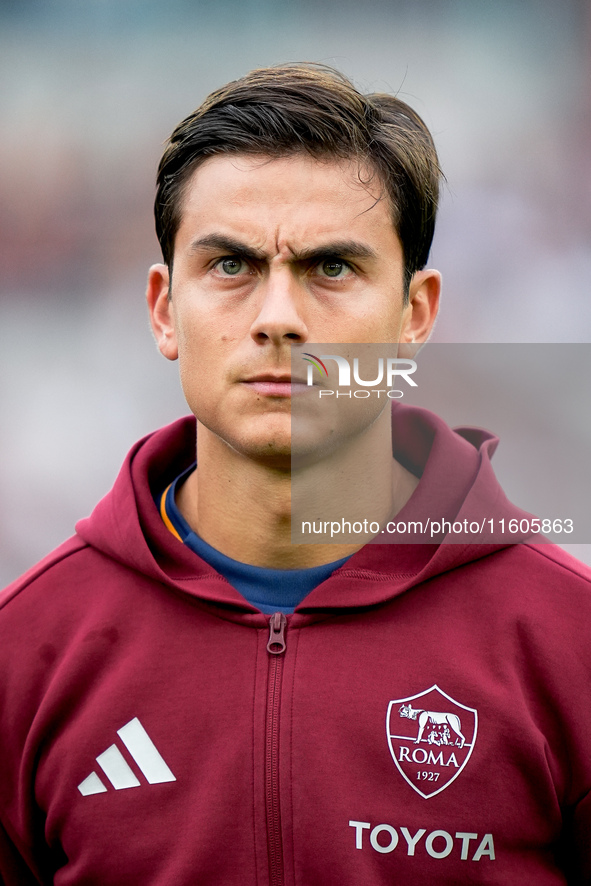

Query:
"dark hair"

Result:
[[155, 63, 442, 295]]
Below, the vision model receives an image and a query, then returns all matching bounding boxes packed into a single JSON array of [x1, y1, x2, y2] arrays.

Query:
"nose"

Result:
[[249, 269, 308, 345]]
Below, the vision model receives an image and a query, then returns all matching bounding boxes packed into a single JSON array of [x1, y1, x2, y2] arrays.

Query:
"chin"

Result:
[[219, 421, 293, 469], [233, 437, 293, 471]]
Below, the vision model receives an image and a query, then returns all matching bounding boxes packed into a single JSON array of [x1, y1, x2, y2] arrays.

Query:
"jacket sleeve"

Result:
[[572, 790, 591, 885], [0, 819, 43, 886]]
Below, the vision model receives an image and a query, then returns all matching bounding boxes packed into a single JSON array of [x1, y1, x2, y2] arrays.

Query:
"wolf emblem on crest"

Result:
[[398, 702, 466, 747]]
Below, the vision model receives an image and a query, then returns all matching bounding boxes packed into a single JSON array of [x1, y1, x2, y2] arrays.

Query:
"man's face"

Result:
[[147, 153, 438, 466]]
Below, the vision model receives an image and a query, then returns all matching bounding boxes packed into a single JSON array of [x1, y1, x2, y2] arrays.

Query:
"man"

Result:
[[1, 64, 590, 884]]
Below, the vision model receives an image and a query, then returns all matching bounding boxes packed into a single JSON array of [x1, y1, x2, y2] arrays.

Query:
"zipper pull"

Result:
[[267, 612, 287, 655]]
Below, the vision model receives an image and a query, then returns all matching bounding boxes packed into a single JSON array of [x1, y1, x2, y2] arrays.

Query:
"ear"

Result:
[[146, 263, 178, 361], [399, 268, 441, 346]]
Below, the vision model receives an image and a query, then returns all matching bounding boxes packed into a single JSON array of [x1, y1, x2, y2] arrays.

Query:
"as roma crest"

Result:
[[386, 685, 478, 799]]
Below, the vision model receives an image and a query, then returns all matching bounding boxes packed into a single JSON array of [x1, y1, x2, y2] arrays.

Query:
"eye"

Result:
[[315, 259, 353, 279], [215, 257, 250, 276]]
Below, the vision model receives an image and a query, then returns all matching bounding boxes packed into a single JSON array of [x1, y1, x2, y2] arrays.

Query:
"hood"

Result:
[[76, 405, 534, 613]]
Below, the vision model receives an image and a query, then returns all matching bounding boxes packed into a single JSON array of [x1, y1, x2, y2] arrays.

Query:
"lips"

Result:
[[241, 374, 311, 397]]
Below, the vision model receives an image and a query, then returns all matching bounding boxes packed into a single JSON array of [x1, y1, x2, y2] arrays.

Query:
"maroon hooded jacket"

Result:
[[1, 406, 590, 885]]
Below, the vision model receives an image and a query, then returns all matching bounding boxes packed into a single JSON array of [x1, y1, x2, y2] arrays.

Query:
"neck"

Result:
[[176, 411, 418, 569]]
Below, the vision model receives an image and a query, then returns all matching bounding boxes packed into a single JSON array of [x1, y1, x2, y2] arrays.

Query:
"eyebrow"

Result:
[[188, 234, 266, 263], [187, 234, 378, 264]]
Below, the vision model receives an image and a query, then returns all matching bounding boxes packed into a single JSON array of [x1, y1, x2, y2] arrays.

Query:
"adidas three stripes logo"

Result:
[[78, 717, 176, 796]]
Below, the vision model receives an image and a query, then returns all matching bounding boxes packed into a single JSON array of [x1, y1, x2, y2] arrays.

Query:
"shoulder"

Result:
[[0, 534, 142, 646], [486, 542, 591, 594], [468, 543, 591, 621], [468, 543, 591, 664], [453, 540, 591, 586], [424, 542, 591, 655], [0, 535, 89, 613], [521, 542, 591, 583]]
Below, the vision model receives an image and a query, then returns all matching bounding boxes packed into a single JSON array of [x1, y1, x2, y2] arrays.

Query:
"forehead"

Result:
[[175, 153, 401, 257]]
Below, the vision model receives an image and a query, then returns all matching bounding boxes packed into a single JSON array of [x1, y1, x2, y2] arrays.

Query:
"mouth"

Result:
[[241, 374, 313, 398]]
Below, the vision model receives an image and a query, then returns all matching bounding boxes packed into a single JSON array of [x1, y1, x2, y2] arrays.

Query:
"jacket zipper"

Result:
[[266, 612, 287, 886]]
